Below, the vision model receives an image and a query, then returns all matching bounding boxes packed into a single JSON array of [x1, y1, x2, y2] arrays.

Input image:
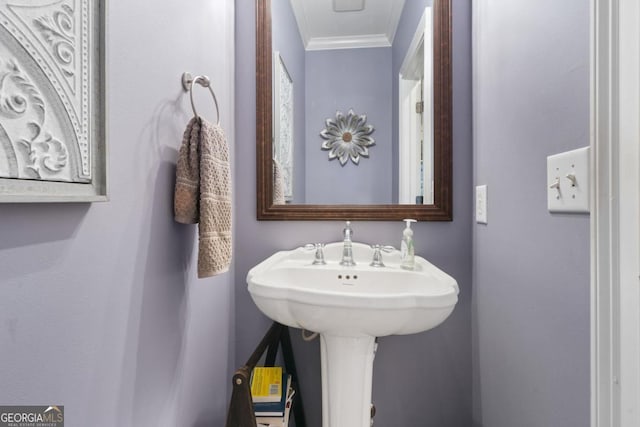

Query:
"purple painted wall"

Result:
[[0, 1, 235, 426], [472, 1, 590, 426], [272, 0, 306, 203], [304, 48, 393, 204], [235, 1, 472, 425]]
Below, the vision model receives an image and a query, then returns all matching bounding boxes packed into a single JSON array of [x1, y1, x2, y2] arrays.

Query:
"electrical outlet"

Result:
[[476, 185, 487, 224]]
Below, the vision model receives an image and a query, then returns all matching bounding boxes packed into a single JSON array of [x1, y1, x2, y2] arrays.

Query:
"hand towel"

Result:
[[272, 158, 286, 205], [175, 117, 232, 277]]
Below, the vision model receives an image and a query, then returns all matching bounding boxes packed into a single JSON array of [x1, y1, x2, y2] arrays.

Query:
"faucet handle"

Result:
[[370, 245, 395, 267], [304, 243, 326, 265]]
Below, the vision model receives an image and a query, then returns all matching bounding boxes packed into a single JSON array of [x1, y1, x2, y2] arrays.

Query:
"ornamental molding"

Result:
[[0, 0, 93, 182]]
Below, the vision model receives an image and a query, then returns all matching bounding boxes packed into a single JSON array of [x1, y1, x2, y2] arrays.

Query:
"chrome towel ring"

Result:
[[181, 72, 220, 124]]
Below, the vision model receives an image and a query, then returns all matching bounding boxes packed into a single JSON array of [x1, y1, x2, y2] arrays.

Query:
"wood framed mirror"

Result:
[[257, 0, 452, 221]]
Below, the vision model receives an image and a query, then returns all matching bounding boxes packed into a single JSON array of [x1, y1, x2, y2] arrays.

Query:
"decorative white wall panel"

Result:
[[0, 0, 106, 201]]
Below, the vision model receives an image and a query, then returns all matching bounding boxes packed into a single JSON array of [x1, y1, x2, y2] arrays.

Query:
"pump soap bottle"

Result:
[[400, 219, 417, 270]]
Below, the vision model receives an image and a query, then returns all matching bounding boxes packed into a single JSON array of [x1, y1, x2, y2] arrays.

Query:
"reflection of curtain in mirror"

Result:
[[273, 52, 294, 202]]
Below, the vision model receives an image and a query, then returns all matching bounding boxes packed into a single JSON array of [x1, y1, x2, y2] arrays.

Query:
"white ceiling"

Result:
[[288, 0, 406, 51]]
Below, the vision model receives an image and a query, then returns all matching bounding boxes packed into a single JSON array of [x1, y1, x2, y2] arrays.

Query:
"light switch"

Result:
[[547, 147, 590, 213], [476, 185, 487, 224]]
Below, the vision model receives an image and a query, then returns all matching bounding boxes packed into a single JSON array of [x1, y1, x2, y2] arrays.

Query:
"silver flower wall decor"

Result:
[[320, 109, 375, 166]]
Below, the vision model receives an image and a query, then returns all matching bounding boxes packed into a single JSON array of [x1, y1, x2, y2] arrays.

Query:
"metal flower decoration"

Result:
[[320, 109, 375, 166]]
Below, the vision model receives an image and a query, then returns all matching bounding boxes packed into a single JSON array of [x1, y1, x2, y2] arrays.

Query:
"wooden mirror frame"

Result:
[[257, 0, 452, 221]]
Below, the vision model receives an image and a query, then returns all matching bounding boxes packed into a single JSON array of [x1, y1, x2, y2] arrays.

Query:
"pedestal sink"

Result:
[[247, 242, 458, 427]]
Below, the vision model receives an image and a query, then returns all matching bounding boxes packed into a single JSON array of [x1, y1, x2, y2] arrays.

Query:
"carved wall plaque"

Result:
[[0, 0, 106, 202]]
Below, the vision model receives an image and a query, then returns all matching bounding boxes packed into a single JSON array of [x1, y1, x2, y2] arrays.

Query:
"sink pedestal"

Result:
[[320, 334, 376, 427]]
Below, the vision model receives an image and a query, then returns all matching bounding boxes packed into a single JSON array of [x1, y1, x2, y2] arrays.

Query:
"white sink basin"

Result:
[[247, 242, 459, 427], [247, 242, 459, 337]]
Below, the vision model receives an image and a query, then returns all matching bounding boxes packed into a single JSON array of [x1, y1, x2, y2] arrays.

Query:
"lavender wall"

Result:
[[272, 0, 306, 204], [304, 48, 392, 204], [0, 1, 235, 426], [235, 1, 472, 425], [472, 1, 590, 426]]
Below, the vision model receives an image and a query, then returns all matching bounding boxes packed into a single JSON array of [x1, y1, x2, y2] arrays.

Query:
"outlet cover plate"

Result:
[[547, 147, 590, 213]]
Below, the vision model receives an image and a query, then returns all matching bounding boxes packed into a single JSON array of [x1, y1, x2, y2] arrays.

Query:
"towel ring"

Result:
[[182, 72, 220, 124]]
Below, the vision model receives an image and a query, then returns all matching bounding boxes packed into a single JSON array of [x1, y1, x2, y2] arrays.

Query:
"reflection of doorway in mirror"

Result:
[[273, 52, 294, 203], [398, 6, 433, 205]]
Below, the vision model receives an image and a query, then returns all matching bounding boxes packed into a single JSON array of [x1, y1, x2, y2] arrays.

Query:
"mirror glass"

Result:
[[257, 0, 451, 220]]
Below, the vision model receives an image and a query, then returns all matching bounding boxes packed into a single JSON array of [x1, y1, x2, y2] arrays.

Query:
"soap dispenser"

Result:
[[400, 219, 417, 270]]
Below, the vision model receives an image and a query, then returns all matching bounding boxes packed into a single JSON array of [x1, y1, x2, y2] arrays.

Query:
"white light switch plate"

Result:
[[476, 185, 487, 224], [547, 147, 590, 213]]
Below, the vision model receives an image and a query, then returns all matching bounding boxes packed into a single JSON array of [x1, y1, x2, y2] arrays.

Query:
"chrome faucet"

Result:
[[340, 221, 356, 266]]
